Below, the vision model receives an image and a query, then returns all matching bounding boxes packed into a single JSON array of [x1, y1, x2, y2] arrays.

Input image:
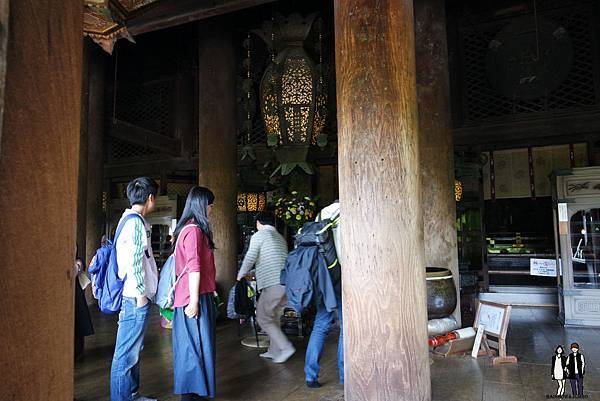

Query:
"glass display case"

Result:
[[552, 167, 600, 327], [569, 210, 600, 288]]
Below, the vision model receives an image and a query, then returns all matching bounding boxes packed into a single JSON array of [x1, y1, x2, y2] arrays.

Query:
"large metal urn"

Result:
[[426, 267, 457, 319]]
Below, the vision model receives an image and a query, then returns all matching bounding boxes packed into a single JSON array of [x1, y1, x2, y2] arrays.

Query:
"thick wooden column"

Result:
[[334, 1, 431, 400], [0, 0, 8, 149], [198, 20, 238, 301], [0, 0, 82, 400], [415, 0, 461, 324], [85, 42, 107, 265], [77, 43, 91, 260]]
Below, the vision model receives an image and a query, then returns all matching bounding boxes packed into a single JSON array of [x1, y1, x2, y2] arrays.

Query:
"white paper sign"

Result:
[[530, 258, 558, 277], [558, 203, 568, 222], [477, 304, 505, 336], [471, 324, 486, 359]]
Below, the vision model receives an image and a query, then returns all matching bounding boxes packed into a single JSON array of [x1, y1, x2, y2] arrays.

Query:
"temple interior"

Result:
[[2, 0, 600, 400]]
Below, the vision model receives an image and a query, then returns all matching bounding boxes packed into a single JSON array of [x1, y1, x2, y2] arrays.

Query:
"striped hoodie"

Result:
[[116, 209, 158, 300]]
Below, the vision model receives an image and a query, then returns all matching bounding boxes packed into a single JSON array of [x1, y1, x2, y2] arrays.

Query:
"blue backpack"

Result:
[[89, 213, 144, 314], [155, 255, 176, 310], [155, 224, 197, 310]]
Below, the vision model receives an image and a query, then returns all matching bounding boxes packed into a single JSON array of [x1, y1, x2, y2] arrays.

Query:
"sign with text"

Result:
[[477, 303, 505, 336], [530, 258, 558, 277], [473, 301, 517, 364], [558, 203, 568, 222]]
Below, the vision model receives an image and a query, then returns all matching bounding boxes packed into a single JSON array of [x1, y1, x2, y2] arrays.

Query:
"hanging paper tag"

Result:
[[558, 203, 569, 235], [558, 203, 568, 222]]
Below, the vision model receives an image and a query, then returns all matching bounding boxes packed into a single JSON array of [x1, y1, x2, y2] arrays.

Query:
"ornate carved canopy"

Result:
[[83, 0, 159, 54], [84, 0, 281, 53]]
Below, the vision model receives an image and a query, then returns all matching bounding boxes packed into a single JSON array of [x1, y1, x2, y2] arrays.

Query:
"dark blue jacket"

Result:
[[282, 245, 338, 313], [314, 248, 339, 312]]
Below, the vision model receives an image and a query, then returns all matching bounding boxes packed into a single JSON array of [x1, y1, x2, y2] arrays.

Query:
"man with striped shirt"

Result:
[[110, 177, 159, 401], [237, 212, 295, 363]]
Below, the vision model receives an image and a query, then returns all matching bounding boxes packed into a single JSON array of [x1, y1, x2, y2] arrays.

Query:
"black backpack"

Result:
[[298, 210, 341, 288], [281, 211, 341, 313], [234, 278, 255, 317]]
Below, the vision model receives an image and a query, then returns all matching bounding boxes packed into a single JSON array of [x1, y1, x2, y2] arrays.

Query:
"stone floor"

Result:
[[75, 307, 600, 401]]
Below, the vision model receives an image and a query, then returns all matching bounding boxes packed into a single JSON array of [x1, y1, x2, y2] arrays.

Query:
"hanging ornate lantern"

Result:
[[256, 13, 328, 176], [237, 192, 267, 212], [454, 180, 463, 202]]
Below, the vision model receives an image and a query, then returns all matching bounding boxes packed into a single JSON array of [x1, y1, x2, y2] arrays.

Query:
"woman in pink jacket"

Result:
[[171, 186, 217, 401]]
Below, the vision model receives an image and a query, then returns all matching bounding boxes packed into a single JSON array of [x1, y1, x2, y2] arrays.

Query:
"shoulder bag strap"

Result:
[[111, 213, 144, 281], [113, 213, 144, 242], [170, 224, 199, 295]]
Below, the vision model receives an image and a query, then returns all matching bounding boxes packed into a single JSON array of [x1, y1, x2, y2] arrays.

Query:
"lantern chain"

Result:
[[246, 32, 252, 144], [271, 15, 276, 62], [112, 44, 119, 124], [318, 22, 324, 93]]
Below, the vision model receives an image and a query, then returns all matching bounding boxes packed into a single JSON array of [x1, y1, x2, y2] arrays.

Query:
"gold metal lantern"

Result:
[[237, 192, 267, 212], [454, 180, 463, 202], [256, 14, 328, 176]]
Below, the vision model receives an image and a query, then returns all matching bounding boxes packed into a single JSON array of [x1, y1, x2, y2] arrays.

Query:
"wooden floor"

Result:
[[75, 308, 344, 401], [75, 307, 600, 401]]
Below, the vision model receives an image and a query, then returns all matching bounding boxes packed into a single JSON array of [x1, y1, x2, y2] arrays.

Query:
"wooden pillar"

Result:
[[85, 41, 107, 265], [415, 0, 461, 324], [334, 1, 431, 400], [197, 20, 238, 302], [78, 39, 106, 265], [0, 0, 82, 400], [77, 43, 91, 260], [0, 0, 9, 150]]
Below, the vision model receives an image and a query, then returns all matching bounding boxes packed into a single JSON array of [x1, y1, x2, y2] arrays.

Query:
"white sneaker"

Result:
[[133, 396, 158, 401], [272, 346, 296, 363], [260, 351, 275, 359]]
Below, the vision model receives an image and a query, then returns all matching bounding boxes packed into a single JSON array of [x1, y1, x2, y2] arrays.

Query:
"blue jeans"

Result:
[[304, 294, 344, 384], [110, 297, 151, 401], [570, 374, 584, 396]]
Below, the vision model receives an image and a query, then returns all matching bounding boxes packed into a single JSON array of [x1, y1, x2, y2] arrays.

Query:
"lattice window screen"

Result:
[[116, 81, 172, 136], [110, 137, 159, 160], [547, 10, 596, 110], [167, 182, 195, 198], [460, 5, 597, 123], [109, 80, 173, 161]]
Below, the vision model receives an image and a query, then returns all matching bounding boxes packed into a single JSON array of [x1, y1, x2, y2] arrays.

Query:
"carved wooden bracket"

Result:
[[83, 0, 158, 54]]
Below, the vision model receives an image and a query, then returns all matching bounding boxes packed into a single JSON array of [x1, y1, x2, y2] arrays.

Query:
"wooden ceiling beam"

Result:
[[127, 0, 278, 35], [109, 119, 181, 156], [453, 110, 600, 147], [104, 157, 198, 178]]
